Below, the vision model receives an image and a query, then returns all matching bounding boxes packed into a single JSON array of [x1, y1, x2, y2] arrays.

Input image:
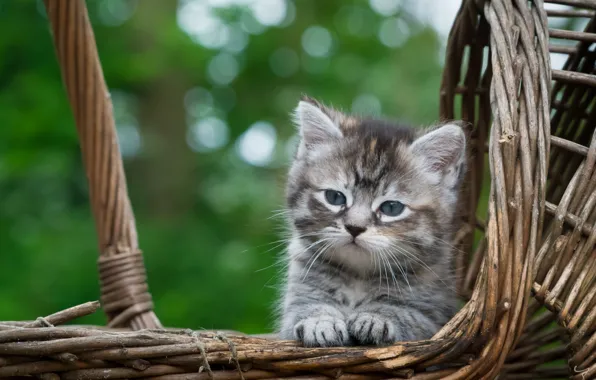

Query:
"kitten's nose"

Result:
[[345, 225, 366, 237]]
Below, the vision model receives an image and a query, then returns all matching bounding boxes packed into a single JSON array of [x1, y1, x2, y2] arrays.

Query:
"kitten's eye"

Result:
[[379, 201, 405, 217], [324, 190, 346, 206]]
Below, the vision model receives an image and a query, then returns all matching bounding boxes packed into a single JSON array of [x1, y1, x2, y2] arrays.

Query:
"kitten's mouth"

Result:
[[348, 238, 361, 247]]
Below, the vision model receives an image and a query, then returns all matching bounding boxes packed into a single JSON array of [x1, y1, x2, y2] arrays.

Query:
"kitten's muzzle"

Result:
[[345, 225, 366, 238]]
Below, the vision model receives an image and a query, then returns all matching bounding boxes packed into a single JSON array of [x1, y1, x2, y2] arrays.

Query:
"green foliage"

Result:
[[0, 0, 451, 332]]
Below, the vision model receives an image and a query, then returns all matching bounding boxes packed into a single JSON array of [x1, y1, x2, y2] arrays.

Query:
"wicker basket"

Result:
[[1, 0, 594, 379]]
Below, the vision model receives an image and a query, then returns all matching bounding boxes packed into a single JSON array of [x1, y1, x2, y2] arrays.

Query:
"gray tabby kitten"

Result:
[[277, 96, 465, 347]]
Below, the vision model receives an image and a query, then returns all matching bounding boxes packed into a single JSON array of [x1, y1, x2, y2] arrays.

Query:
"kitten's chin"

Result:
[[327, 243, 376, 274]]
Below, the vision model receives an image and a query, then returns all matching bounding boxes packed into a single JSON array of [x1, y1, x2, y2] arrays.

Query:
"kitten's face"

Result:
[[286, 97, 466, 274]]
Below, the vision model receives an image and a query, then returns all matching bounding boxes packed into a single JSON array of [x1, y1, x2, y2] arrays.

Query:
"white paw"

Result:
[[294, 316, 349, 347], [347, 312, 398, 345]]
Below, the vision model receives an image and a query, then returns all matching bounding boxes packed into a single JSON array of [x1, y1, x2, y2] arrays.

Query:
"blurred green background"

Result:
[[0, 0, 464, 333]]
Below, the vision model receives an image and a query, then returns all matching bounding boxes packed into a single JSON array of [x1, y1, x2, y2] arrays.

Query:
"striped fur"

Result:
[[277, 96, 466, 347]]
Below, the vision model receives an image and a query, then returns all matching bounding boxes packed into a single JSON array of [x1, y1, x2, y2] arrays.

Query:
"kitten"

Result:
[[277, 96, 465, 347]]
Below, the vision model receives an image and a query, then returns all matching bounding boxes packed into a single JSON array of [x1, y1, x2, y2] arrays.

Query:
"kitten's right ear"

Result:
[[293, 98, 342, 151], [410, 123, 466, 187]]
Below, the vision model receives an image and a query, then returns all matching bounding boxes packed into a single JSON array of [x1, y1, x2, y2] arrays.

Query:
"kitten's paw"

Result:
[[294, 316, 349, 347], [347, 313, 398, 345]]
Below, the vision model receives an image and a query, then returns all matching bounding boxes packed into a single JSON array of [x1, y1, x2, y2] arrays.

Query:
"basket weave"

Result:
[[1, 0, 594, 379]]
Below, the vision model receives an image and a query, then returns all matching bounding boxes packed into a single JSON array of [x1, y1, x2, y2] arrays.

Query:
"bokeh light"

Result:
[[223, 24, 250, 53], [334, 5, 376, 37], [240, 9, 267, 35], [184, 87, 215, 118], [301, 26, 333, 57], [117, 124, 142, 158], [369, 0, 402, 17], [236, 121, 277, 167], [187, 117, 230, 152], [207, 53, 240, 86], [352, 94, 382, 116], [378, 17, 410, 48], [177, 1, 230, 49], [250, 0, 287, 27], [97, 0, 137, 26]]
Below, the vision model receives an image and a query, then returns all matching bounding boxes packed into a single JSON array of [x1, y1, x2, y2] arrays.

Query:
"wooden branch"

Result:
[[23, 302, 101, 328]]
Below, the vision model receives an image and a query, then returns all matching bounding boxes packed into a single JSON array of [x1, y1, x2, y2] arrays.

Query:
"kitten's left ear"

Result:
[[410, 123, 466, 186], [292, 96, 343, 157]]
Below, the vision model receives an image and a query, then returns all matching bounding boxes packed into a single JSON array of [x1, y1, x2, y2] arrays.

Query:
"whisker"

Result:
[[301, 240, 334, 281], [379, 248, 402, 296], [267, 208, 291, 220], [379, 249, 393, 295], [255, 254, 289, 273], [388, 243, 456, 292], [287, 239, 324, 272], [397, 235, 467, 255], [384, 249, 411, 293], [392, 245, 436, 275], [372, 247, 381, 290], [250, 230, 328, 255]]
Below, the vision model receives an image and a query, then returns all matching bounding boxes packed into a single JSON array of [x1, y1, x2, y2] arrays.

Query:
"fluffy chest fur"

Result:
[[333, 278, 370, 308]]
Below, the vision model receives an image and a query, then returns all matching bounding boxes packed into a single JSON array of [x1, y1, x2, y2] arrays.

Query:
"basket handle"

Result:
[[43, 0, 161, 329]]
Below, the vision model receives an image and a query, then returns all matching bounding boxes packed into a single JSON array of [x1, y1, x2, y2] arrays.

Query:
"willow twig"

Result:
[[24, 302, 101, 328]]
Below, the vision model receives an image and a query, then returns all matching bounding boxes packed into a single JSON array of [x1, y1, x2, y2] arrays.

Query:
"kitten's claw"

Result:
[[294, 316, 349, 347], [347, 313, 398, 345]]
